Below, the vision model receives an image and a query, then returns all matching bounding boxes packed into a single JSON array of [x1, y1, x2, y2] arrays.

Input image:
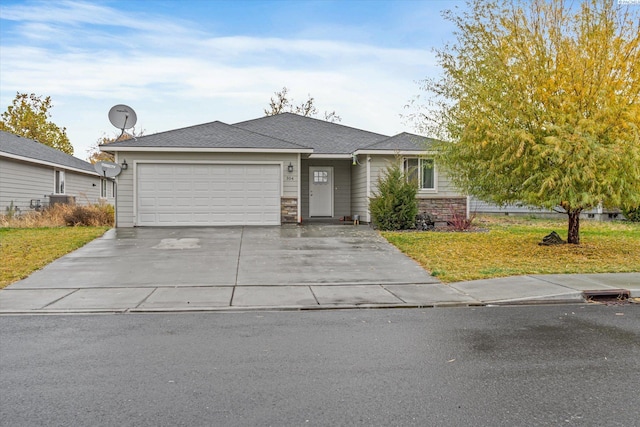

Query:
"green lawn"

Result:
[[382, 217, 640, 283], [0, 227, 110, 289]]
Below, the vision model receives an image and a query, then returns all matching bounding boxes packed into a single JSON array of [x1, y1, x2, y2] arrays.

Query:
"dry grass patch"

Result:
[[1, 203, 114, 228], [382, 216, 640, 283]]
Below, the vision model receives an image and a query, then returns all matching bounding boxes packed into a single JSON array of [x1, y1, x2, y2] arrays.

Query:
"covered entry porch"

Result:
[[300, 157, 363, 222]]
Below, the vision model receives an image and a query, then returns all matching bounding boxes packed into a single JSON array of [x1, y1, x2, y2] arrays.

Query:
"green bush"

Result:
[[369, 161, 418, 230], [622, 205, 640, 222]]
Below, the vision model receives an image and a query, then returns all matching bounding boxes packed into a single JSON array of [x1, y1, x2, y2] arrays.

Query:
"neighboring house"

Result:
[[0, 130, 114, 215], [101, 113, 467, 227], [470, 199, 623, 221]]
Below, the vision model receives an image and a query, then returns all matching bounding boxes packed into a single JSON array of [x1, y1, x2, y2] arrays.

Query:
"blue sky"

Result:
[[0, 0, 463, 159]]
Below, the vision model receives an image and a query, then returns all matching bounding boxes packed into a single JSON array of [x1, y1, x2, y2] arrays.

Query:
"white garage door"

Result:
[[137, 164, 281, 226]]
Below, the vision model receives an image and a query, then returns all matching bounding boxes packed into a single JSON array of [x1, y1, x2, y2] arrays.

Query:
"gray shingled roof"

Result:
[[0, 130, 96, 174], [99, 113, 437, 154], [103, 120, 311, 150], [234, 113, 388, 154], [362, 132, 437, 151]]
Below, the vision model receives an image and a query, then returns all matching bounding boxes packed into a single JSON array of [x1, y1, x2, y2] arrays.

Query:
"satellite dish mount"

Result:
[[108, 104, 138, 141], [94, 161, 122, 178]]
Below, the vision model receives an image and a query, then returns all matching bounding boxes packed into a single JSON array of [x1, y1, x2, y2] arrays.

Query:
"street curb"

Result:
[[0, 302, 488, 315]]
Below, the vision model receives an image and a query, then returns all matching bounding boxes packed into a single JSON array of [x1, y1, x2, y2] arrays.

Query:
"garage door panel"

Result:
[[137, 164, 281, 226]]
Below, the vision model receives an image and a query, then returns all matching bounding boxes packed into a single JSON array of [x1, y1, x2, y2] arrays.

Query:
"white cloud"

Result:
[[0, 0, 441, 159], [1, 0, 189, 34]]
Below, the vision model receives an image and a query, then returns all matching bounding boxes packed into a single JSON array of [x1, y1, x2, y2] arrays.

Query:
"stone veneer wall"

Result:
[[417, 197, 467, 223], [281, 197, 298, 223]]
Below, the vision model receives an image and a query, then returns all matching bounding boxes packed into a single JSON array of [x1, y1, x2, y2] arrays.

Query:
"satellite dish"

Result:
[[108, 104, 137, 130], [94, 161, 122, 178]]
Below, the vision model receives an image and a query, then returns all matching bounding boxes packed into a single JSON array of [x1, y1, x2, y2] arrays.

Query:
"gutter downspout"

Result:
[[297, 153, 302, 223], [366, 155, 371, 223], [114, 152, 119, 228]]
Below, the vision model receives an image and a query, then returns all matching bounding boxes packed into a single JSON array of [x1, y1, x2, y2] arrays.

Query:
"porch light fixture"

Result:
[[287, 162, 294, 173], [121, 159, 128, 170]]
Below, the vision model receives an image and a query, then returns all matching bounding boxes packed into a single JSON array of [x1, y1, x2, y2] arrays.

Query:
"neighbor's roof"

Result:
[[102, 120, 313, 152], [0, 130, 97, 174], [234, 113, 388, 155], [359, 132, 437, 152]]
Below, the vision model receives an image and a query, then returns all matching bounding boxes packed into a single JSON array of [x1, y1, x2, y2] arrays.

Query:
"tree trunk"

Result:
[[567, 210, 581, 244]]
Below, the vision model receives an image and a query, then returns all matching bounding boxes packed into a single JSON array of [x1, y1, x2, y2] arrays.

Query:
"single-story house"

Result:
[[0, 130, 115, 214], [101, 113, 468, 227]]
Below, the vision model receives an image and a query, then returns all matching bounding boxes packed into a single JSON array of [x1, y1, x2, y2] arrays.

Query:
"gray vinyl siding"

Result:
[[469, 197, 617, 220], [367, 156, 466, 221], [430, 165, 462, 197], [470, 198, 542, 214], [368, 156, 463, 198], [114, 152, 298, 227], [0, 158, 103, 213], [64, 171, 103, 205], [350, 160, 368, 220], [0, 158, 51, 213], [368, 156, 394, 197], [301, 159, 351, 219]]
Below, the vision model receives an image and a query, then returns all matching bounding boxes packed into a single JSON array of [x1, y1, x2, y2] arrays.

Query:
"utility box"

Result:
[[49, 195, 76, 206]]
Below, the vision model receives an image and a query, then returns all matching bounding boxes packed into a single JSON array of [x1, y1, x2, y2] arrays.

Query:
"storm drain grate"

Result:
[[583, 289, 630, 305]]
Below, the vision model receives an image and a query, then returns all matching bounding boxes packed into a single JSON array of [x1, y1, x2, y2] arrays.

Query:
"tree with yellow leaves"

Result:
[[420, 0, 640, 244], [0, 93, 74, 155]]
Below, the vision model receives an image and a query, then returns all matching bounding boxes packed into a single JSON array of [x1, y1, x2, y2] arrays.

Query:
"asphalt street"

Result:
[[1, 305, 638, 426]]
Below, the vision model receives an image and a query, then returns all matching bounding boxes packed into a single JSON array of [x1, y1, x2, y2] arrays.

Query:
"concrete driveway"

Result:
[[3, 224, 477, 312]]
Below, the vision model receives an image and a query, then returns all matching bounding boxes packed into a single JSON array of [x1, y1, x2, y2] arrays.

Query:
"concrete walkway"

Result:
[[1, 226, 638, 314]]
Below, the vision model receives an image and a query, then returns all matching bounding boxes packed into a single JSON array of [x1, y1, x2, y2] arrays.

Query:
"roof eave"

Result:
[[307, 153, 352, 159], [100, 146, 314, 154], [354, 149, 437, 156], [0, 152, 98, 176]]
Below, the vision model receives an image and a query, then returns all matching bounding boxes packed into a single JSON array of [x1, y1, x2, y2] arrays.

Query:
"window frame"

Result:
[[54, 169, 65, 194], [403, 157, 437, 192], [313, 170, 329, 184]]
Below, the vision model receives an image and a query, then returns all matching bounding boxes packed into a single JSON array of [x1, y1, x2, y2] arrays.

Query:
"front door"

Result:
[[309, 166, 333, 217]]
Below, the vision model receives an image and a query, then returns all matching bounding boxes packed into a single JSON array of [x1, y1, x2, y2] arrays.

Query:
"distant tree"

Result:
[[265, 87, 341, 122], [416, 0, 640, 244], [86, 129, 144, 164], [0, 93, 74, 154]]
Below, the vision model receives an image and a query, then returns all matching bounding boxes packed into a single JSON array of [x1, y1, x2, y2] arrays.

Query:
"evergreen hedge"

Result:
[[369, 161, 417, 230]]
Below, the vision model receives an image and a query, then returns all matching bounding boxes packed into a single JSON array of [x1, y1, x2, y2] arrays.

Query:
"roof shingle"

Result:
[[0, 130, 96, 174], [99, 113, 437, 155], [104, 120, 311, 150], [233, 113, 388, 154], [362, 132, 437, 151]]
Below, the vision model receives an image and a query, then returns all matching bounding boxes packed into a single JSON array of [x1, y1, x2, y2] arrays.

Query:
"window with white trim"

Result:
[[101, 179, 107, 198], [404, 158, 435, 190], [54, 170, 65, 194]]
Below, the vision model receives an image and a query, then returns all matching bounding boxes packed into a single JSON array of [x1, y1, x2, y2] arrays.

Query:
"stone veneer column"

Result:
[[281, 197, 298, 223]]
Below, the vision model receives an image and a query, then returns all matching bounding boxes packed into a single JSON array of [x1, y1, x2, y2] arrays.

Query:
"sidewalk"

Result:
[[1, 273, 638, 314]]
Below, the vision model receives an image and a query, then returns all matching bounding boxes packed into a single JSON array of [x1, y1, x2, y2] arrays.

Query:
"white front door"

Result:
[[309, 166, 333, 217]]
